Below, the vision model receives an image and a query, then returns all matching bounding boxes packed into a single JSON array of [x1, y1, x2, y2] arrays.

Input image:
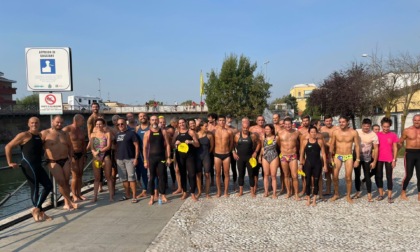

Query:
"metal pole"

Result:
[[98, 78, 102, 99]]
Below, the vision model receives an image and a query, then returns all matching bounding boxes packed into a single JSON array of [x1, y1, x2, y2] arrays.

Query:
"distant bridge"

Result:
[[0, 104, 209, 117]]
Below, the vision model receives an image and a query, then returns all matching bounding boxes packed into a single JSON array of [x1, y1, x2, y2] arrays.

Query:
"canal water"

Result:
[[0, 154, 94, 220]]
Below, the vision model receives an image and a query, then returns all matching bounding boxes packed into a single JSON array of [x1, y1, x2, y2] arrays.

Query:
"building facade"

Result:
[[289, 83, 316, 114], [0, 72, 17, 105]]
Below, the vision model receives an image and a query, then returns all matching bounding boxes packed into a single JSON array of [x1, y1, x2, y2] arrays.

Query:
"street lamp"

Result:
[[98, 78, 101, 99], [264, 60, 270, 81]]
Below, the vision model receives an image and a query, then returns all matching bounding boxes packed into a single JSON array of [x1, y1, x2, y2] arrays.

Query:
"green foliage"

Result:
[[16, 94, 39, 106], [204, 54, 271, 119], [146, 100, 163, 105], [180, 100, 194, 106]]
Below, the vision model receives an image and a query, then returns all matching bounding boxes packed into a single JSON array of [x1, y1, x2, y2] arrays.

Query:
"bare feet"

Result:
[[237, 192, 243, 197], [109, 197, 114, 202], [351, 192, 361, 199], [400, 191, 409, 201], [181, 192, 188, 200], [63, 205, 74, 211], [251, 193, 256, 198], [224, 193, 229, 198], [272, 194, 277, 199], [285, 193, 291, 199], [172, 189, 182, 195], [148, 197, 154, 205], [306, 197, 310, 206], [311, 199, 317, 207], [31, 208, 40, 222], [40, 211, 53, 221], [136, 190, 147, 199], [191, 194, 198, 202], [206, 194, 212, 199], [196, 192, 202, 199], [294, 194, 301, 201], [330, 195, 339, 202], [263, 192, 269, 197], [91, 197, 97, 203], [346, 196, 354, 204], [79, 195, 88, 201], [216, 193, 221, 198], [162, 195, 168, 203]]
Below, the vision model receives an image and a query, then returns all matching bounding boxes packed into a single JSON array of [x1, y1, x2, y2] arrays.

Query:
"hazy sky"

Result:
[[1, 0, 420, 105]]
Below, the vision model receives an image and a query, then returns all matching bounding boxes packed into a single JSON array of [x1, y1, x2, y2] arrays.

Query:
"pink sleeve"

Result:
[[393, 133, 399, 143]]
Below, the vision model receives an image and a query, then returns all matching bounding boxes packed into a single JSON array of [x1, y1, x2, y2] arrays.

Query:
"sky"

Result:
[[1, 0, 420, 105]]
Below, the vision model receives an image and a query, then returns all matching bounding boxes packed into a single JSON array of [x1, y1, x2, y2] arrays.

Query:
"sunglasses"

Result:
[[117, 123, 125, 126]]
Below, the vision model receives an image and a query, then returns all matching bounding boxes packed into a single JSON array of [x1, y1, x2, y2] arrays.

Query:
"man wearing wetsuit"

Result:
[[249, 115, 265, 192], [329, 116, 360, 204], [399, 114, 420, 201], [353, 118, 378, 202], [233, 117, 260, 197], [6, 117, 53, 222], [135, 112, 150, 198], [42, 115, 78, 210], [214, 115, 234, 197], [63, 114, 87, 202], [143, 115, 171, 205]]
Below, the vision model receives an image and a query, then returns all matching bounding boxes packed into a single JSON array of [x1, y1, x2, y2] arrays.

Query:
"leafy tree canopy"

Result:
[[204, 54, 271, 119]]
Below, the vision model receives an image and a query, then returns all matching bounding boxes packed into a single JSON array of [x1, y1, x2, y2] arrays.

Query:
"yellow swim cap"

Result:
[[249, 157, 257, 168], [93, 159, 103, 169], [298, 169, 306, 177], [177, 143, 189, 153]]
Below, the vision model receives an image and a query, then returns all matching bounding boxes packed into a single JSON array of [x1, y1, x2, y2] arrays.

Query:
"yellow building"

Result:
[[290, 83, 316, 114], [395, 89, 420, 112]]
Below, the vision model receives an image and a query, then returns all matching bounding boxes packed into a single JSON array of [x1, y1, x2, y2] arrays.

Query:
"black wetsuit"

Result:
[[197, 135, 211, 173], [236, 132, 255, 187], [402, 149, 420, 192], [175, 131, 196, 194], [21, 133, 52, 211], [148, 129, 167, 195], [303, 139, 322, 196]]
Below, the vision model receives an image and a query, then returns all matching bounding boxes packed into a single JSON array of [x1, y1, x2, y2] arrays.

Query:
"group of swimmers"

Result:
[[4, 102, 420, 221]]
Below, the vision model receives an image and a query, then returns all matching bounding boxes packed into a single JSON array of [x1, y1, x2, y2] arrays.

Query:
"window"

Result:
[[78, 98, 82, 102], [304, 90, 312, 98], [298, 92, 301, 97]]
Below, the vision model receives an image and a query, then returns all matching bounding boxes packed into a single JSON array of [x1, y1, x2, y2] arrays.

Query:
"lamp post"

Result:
[[98, 78, 102, 99], [264, 60, 270, 81]]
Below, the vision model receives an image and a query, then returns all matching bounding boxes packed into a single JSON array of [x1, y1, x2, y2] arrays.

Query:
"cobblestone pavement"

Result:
[[147, 160, 420, 252]]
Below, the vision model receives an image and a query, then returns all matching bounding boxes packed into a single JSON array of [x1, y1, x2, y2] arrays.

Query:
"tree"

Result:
[[387, 53, 420, 131], [180, 100, 193, 106], [307, 63, 373, 128], [204, 54, 271, 119], [16, 93, 39, 107]]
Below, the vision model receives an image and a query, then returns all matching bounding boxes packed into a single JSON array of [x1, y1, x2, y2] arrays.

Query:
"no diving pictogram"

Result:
[[45, 94, 56, 105]]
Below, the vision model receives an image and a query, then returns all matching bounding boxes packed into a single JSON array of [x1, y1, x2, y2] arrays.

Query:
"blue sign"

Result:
[[40, 59, 56, 74]]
